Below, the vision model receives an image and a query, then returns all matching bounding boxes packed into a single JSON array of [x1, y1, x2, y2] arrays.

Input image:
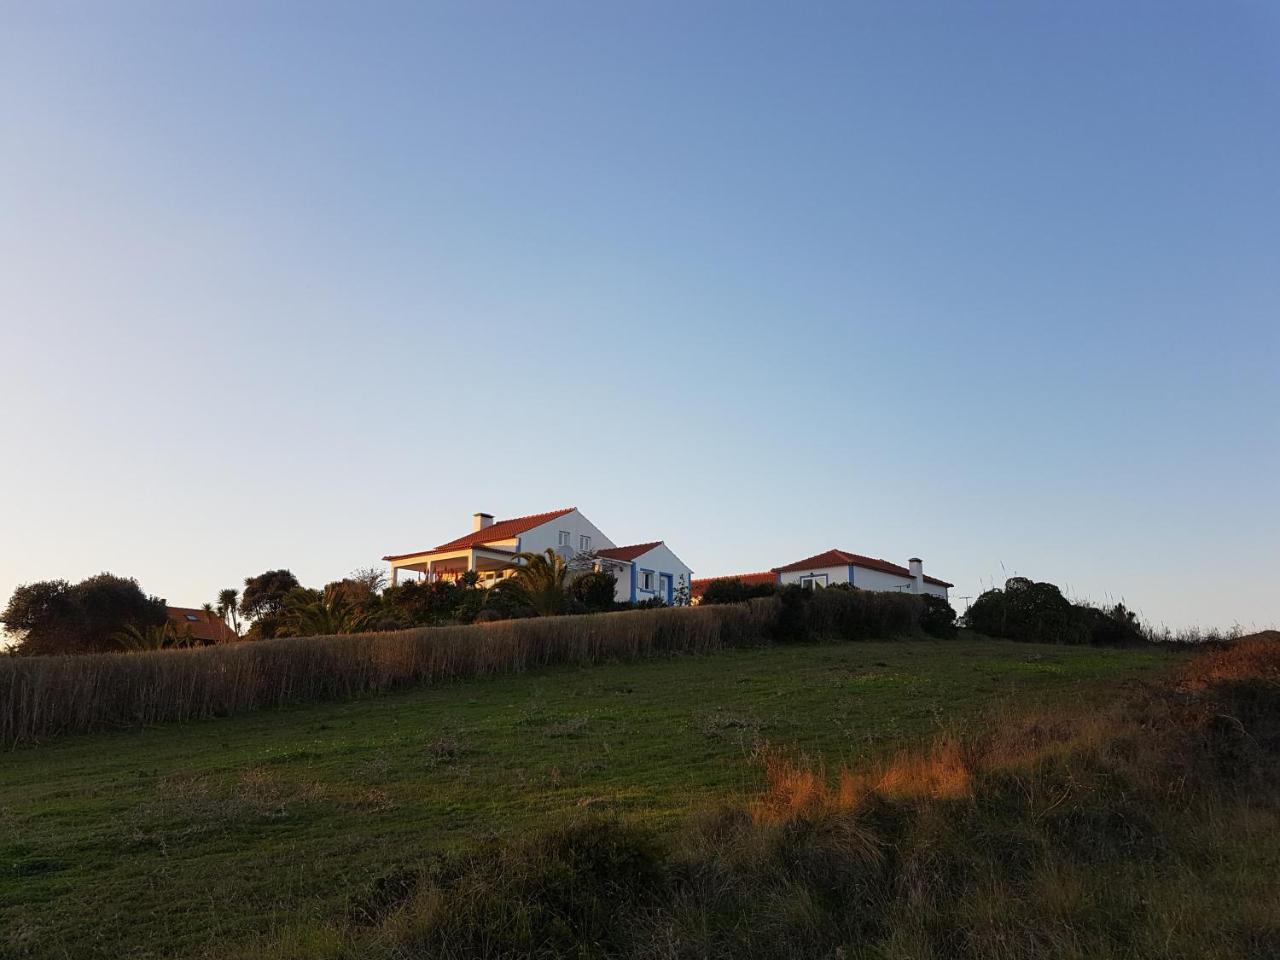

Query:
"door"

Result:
[[659, 573, 673, 604]]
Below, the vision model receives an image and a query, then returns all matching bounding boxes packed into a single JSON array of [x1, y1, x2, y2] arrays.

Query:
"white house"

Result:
[[693, 548, 952, 601], [382, 507, 693, 605], [774, 549, 952, 599]]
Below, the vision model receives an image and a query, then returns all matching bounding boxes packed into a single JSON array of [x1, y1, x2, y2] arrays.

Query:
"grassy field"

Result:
[[1, 637, 1181, 959]]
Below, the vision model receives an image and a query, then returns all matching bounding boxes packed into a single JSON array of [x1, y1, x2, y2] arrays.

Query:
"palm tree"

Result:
[[283, 586, 379, 638], [113, 621, 197, 651], [510, 548, 571, 616], [216, 588, 241, 637]]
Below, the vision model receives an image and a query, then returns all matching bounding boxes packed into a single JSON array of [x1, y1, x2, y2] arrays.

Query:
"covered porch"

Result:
[[388, 546, 521, 588]]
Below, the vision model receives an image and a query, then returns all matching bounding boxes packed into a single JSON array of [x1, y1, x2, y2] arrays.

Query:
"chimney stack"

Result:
[[472, 512, 494, 532], [908, 557, 923, 594]]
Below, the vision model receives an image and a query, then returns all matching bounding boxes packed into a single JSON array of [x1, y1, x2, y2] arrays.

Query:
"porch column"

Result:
[[426, 560, 434, 583], [390, 565, 399, 587], [467, 549, 477, 572]]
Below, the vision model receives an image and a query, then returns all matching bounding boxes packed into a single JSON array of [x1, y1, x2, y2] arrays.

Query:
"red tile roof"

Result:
[[166, 607, 237, 644], [690, 571, 779, 598], [773, 549, 953, 587], [383, 507, 576, 561], [596, 541, 662, 562]]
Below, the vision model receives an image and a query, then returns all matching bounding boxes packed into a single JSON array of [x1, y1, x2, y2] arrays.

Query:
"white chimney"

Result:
[[909, 557, 923, 594], [472, 512, 494, 532]]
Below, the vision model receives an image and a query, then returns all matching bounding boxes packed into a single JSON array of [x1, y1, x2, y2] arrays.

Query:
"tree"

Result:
[[1, 573, 167, 656], [239, 570, 300, 638], [509, 549, 571, 616], [282, 584, 378, 638], [348, 566, 388, 594], [216, 588, 241, 637]]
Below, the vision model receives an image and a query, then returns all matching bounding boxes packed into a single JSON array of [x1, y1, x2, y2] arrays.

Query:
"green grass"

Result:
[[0, 637, 1180, 959]]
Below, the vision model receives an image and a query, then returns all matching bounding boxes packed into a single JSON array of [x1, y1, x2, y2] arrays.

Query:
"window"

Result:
[[800, 574, 828, 590], [579, 534, 591, 551], [185, 614, 199, 622], [640, 570, 654, 591], [558, 530, 570, 546]]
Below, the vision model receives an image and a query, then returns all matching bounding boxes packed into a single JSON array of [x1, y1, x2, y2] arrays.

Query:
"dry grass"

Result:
[[0, 600, 780, 747], [1, 588, 926, 748]]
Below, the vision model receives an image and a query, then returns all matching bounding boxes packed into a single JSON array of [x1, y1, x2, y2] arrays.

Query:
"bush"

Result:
[[965, 577, 1148, 646], [699, 577, 778, 605], [570, 570, 619, 613], [920, 594, 957, 637]]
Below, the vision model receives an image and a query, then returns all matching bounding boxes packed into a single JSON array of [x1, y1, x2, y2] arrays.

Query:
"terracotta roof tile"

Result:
[[596, 541, 662, 562], [166, 607, 237, 644], [383, 507, 576, 561], [773, 549, 954, 588]]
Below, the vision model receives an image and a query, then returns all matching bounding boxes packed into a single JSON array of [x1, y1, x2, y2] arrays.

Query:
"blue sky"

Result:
[[1, 1, 1276, 631]]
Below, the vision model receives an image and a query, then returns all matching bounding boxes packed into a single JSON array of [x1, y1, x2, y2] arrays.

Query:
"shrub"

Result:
[[965, 577, 1149, 646], [570, 570, 619, 612], [920, 594, 957, 637], [699, 577, 778, 605]]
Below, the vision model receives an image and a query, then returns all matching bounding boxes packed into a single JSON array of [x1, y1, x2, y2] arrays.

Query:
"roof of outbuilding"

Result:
[[383, 507, 577, 561], [166, 607, 237, 644], [773, 549, 954, 587], [596, 541, 663, 562]]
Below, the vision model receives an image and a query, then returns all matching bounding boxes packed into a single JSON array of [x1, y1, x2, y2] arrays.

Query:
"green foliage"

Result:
[[240, 570, 300, 622], [355, 818, 665, 958], [920, 594, 958, 637], [1, 573, 166, 655], [699, 576, 778, 605], [570, 569, 618, 612], [965, 578, 1147, 646], [216, 588, 241, 637], [510, 549, 571, 616], [113, 620, 199, 652]]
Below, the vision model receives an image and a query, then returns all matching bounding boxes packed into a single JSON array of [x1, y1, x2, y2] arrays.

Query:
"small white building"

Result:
[[693, 548, 952, 602], [382, 507, 693, 605], [774, 549, 952, 599]]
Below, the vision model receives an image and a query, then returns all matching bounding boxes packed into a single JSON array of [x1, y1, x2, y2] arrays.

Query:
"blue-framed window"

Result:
[[639, 568, 655, 592]]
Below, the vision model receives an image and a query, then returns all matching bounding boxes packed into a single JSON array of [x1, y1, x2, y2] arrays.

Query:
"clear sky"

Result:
[[1, 2, 1276, 632]]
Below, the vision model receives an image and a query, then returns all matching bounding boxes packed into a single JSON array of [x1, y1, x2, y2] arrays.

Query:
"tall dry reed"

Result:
[[0, 600, 778, 746], [1, 588, 926, 747]]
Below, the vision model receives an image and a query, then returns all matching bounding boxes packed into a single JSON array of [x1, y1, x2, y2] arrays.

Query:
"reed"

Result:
[[1, 588, 927, 747]]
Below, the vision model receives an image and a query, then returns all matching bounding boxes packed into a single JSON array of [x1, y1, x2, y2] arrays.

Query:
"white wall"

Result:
[[778, 562, 950, 600], [517, 510, 616, 559], [776, 564, 852, 588], [625, 542, 694, 604]]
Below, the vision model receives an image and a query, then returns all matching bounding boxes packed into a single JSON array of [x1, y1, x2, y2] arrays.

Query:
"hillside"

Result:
[[0, 637, 1178, 959]]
